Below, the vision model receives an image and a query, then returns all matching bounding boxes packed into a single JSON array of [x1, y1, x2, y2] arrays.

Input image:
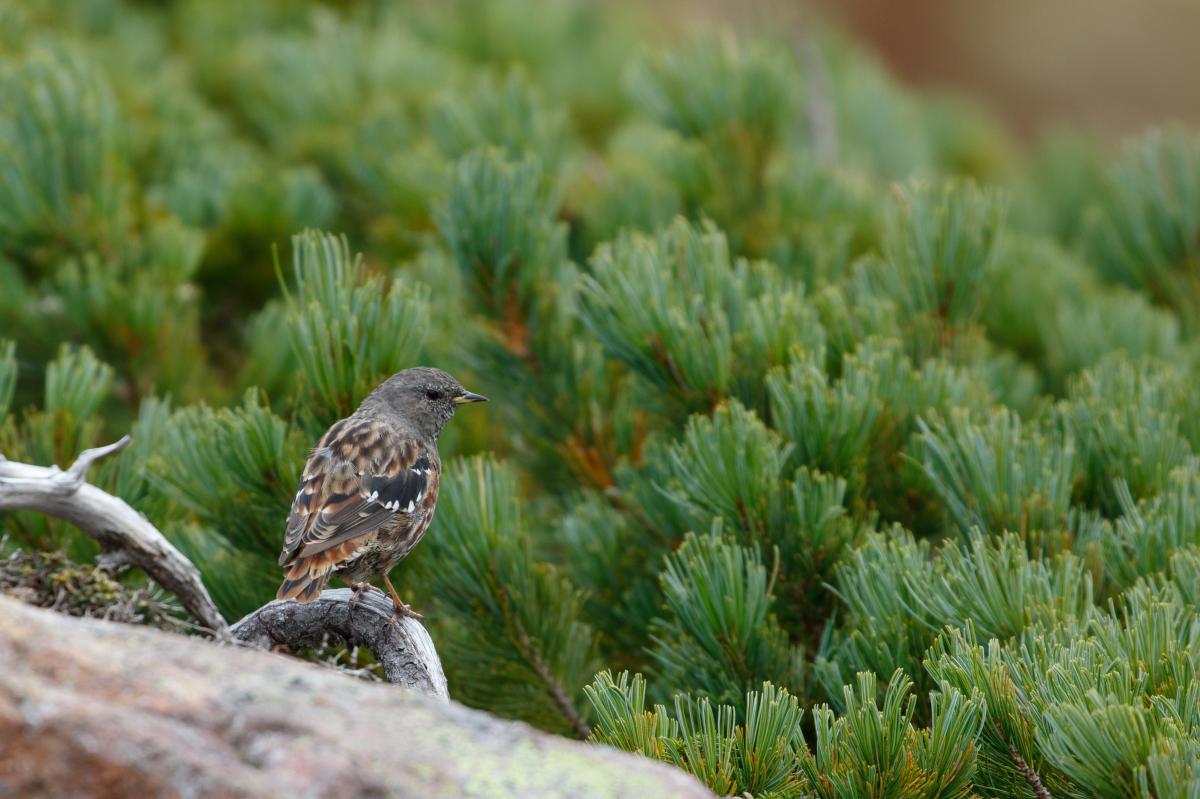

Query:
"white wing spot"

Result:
[[406, 500, 415, 513], [367, 490, 379, 502]]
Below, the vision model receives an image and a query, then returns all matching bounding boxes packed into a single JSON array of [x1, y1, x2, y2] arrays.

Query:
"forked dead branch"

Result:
[[0, 435, 448, 696]]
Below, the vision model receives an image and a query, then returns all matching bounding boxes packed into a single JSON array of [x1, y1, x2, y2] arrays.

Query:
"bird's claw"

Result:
[[388, 599, 422, 625], [345, 581, 371, 621], [382, 573, 421, 624]]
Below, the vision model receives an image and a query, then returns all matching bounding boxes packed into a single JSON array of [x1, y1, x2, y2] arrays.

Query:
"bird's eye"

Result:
[[426, 389, 443, 400]]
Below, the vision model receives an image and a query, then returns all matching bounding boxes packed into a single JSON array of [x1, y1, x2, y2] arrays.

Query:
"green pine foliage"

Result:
[[4, 2, 1200, 796], [1102, 469, 1200, 592], [1063, 354, 1196, 514], [858, 180, 1005, 356], [0, 46, 126, 264], [279, 229, 430, 428], [407, 455, 599, 736], [799, 671, 984, 799], [647, 531, 805, 710], [915, 407, 1077, 544], [0, 341, 16, 419], [147, 391, 305, 613], [437, 149, 567, 325], [579, 219, 823, 415], [1083, 127, 1200, 329], [586, 669, 984, 799], [586, 671, 809, 797]]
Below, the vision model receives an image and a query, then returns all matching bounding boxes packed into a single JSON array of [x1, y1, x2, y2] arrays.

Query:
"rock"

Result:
[[0, 596, 714, 799]]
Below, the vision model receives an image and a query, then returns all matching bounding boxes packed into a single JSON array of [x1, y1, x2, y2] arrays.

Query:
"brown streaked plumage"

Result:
[[276, 367, 486, 616]]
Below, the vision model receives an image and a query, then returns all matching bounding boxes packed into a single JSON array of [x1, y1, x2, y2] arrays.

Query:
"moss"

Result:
[[0, 542, 182, 628]]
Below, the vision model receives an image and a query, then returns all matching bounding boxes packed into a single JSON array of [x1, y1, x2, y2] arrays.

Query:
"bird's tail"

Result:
[[276, 556, 332, 603]]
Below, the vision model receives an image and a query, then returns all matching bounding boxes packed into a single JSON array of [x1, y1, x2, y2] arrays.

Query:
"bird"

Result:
[[276, 367, 486, 618]]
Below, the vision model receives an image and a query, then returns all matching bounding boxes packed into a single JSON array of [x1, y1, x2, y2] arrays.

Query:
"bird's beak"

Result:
[[453, 391, 488, 405]]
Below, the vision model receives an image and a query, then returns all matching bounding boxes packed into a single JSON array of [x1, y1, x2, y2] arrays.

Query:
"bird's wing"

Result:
[[278, 418, 433, 566]]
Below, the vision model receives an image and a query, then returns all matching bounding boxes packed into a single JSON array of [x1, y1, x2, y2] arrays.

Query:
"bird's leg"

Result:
[[382, 573, 422, 623], [342, 579, 371, 620]]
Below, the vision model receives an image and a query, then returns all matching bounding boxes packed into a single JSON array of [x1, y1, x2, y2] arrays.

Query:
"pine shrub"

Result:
[[3, 2, 1200, 795]]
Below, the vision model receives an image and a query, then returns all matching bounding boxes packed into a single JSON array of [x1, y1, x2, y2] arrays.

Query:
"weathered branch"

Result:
[[1, 438, 450, 698], [230, 588, 449, 699], [0, 437, 226, 631]]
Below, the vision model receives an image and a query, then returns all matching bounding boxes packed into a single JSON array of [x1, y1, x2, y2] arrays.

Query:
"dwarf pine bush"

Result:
[[3, 1, 1200, 795]]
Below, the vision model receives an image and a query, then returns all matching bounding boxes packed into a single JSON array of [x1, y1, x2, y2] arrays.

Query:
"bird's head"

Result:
[[364, 367, 486, 438]]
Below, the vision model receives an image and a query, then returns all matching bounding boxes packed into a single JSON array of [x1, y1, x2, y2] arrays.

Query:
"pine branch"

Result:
[[585, 671, 804, 796], [511, 613, 592, 739], [1001, 726, 1053, 799]]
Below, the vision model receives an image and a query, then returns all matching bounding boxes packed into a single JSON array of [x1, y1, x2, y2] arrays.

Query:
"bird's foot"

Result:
[[382, 573, 422, 624], [344, 581, 371, 620], [388, 599, 423, 625]]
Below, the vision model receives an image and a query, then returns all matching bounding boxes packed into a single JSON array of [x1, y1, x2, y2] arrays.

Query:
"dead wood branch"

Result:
[[230, 588, 449, 699], [0, 437, 225, 631]]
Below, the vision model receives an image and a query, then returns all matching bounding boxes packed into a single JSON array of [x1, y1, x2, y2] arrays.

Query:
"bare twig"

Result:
[[228, 588, 449, 699], [0, 437, 226, 631], [796, 34, 838, 165], [95, 549, 134, 572], [66, 437, 133, 480]]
